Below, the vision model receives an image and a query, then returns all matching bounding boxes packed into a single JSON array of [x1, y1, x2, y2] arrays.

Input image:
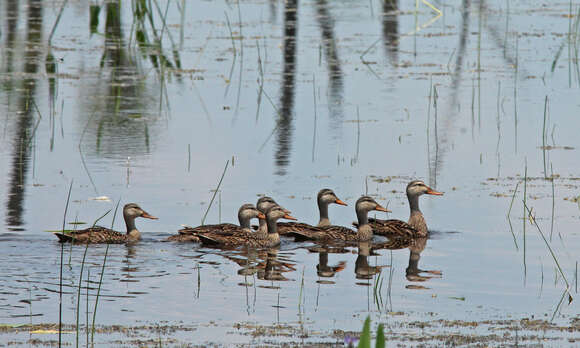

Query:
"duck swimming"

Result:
[[286, 196, 390, 243], [359, 180, 443, 238], [276, 188, 348, 235], [167, 204, 264, 242], [197, 206, 297, 248], [54, 203, 157, 244]]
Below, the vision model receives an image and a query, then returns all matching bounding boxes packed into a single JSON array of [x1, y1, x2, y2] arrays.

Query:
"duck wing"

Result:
[[178, 223, 239, 235], [54, 226, 127, 244], [276, 222, 318, 236], [353, 218, 419, 238]]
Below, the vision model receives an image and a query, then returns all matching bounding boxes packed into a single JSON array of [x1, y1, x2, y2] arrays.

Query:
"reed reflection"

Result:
[[382, 0, 399, 66], [315, 0, 344, 133], [428, 0, 470, 187], [4, 0, 43, 231], [79, 2, 157, 159], [274, 0, 298, 176]]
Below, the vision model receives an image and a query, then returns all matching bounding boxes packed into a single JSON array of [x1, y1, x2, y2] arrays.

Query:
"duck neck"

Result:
[[266, 218, 278, 235], [238, 214, 251, 229], [257, 219, 268, 235], [356, 208, 369, 227], [125, 215, 140, 240], [408, 194, 421, 214], [318, 201, 330, 226], [124, 215, 137, 235]]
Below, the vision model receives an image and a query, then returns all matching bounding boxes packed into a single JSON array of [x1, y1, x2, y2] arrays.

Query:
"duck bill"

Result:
[[283, 214, 298, 221], [425, 187, 444, 196], [334, 198, 348, 206], [141, 211, 158, 220], [375, 205, 392, 213], [257, 213, 266, 219]]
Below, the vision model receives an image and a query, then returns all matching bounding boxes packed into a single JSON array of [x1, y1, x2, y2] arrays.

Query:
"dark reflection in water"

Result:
[[308, 246, 347, 284], [404, 237, 442, 288], [4, 0, 43, 231], [79, 2, 157, 160], [315, 0, 344, 134], [428, 0, 470, 187], [226, 248, 296, 282], [274, 0, 298, 176], [354, 242, 383, 281], [382, 0, 399, 66]]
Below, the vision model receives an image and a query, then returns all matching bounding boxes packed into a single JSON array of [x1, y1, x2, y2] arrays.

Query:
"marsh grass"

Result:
[[550, 163, 555, 241], [542, 96, 549, 178], [312, 74, 317, 162], [201, 160, 230, 225], [90, 199, 121, 346], [522, 160, 527, 277], [523, 203, 573, 310], [506, 182, 520, 250], [357, 316, 385, 348], [59, 180, 74, 346], [75, 208, 112, 347], [298, 266, 305, 312]]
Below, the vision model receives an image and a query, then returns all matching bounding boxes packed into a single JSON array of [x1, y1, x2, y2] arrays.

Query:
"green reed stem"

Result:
[[523, 160, 527, 277], [60, 180, 73, 346], [91, 243, 109, 345], [201, 160, 230, 225], [76, 242, 89, 348], [550, 163, 555, 241], [523, 203, 572, 302]]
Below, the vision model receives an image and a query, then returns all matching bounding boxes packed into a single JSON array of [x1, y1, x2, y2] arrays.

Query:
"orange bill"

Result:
[[141, 211, 158, 220], [334, 198, 348, 206], [283, 214, 298, 221], [257, 213, 266, 219], [425, 186, 444, 195], [374, 205, 392, 213]]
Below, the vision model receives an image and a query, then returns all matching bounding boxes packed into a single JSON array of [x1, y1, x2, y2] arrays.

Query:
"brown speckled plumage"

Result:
[[167, 204, 262, 243], [53, 203, 157, 244], [285, 196, 388, 243], [355, 180, 443, 238], [197, 206, 296, 248]]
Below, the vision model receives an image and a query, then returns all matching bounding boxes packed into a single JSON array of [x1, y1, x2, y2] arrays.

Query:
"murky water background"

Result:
[[1, 0, 579, 345]]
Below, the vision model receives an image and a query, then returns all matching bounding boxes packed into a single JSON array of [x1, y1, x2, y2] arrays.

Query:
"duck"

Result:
[[276, 188, 348, 235], [285, 196, 390, 243], [167, 204, 264, 242], [356, 180, 443, 238], [54, 203, 158, 244], [197, 206, 297, 248]]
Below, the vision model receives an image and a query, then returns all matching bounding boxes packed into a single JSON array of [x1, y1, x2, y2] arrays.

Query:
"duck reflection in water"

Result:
[[354, 242, 388, 283], [404, 237, 442, 289], [223, 248, 296, 283], [307, 246, 347, 284]]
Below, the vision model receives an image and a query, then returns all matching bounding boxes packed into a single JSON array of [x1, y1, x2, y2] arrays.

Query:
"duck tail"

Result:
[[53, 232, 74, 243], [197, 233, 221, 245]]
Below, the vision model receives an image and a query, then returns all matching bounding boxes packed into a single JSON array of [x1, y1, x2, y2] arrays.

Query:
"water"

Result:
[[1, 0, 579, 345]]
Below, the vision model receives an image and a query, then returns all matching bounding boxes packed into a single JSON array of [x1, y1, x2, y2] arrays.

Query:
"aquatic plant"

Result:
[[355, 316, 385, 348]]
